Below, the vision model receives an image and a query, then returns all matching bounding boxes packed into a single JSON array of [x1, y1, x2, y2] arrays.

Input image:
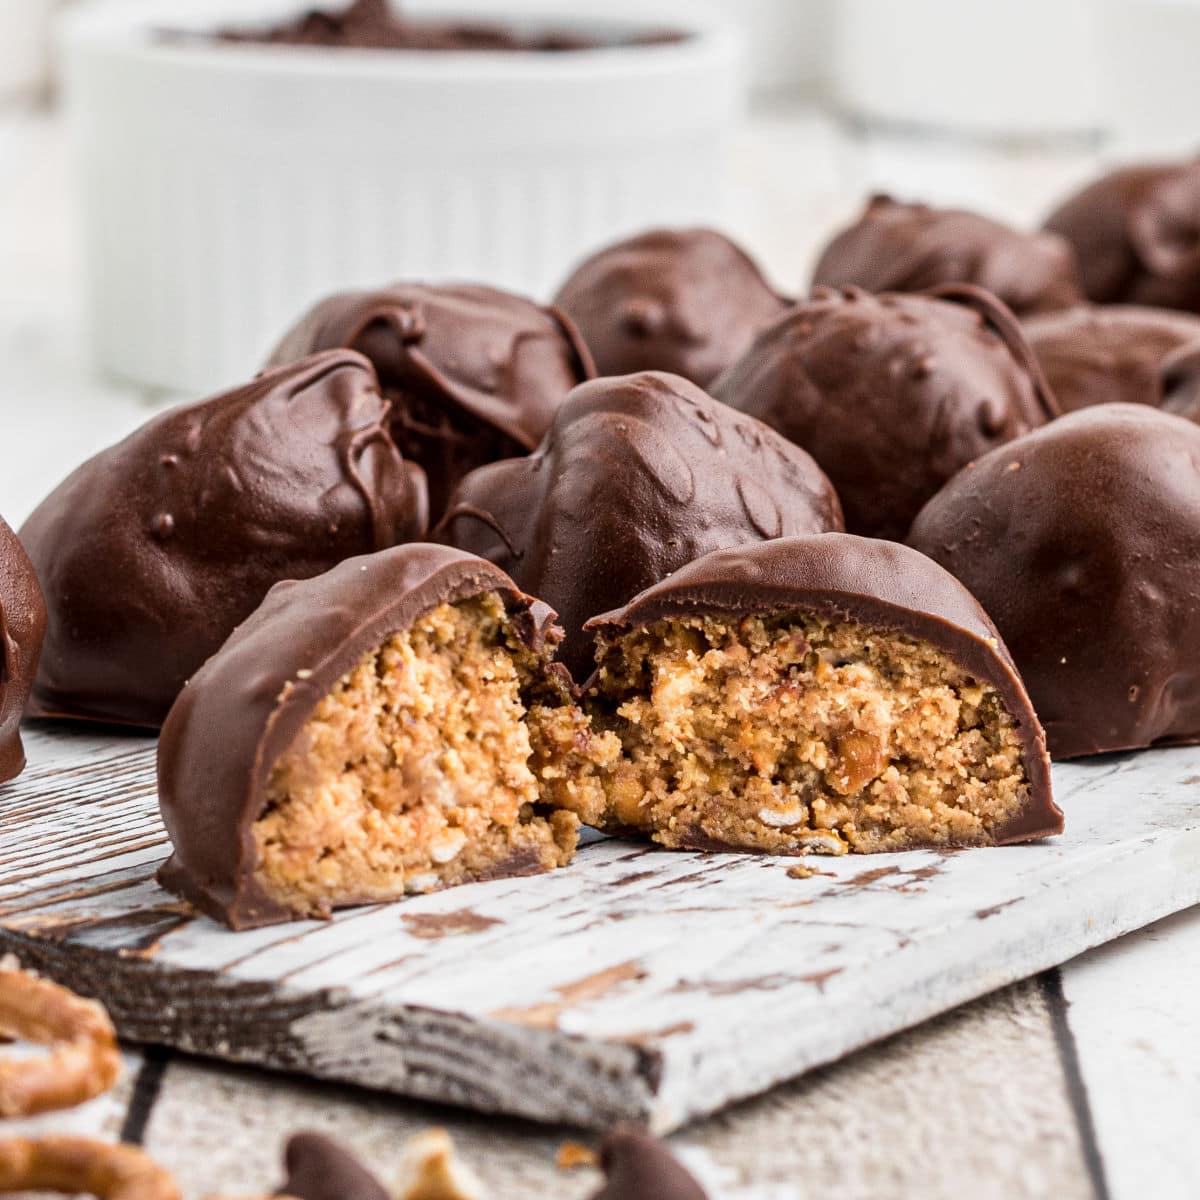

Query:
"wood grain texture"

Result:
[[137, 979, 1093, 1200], [2, 726, 1199, 1133]]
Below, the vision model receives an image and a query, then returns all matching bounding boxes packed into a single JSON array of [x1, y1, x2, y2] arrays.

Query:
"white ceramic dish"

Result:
[[61, 0, 742, 395], [0, 0, 59, 99], [1099, 0, 1200, 157], [721, 0, 832, 95], [832, 0, 1102, 140]]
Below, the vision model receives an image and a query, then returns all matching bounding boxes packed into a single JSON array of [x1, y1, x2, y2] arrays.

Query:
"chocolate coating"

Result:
[[436, 371, 844, 679], [267, 283, 593, 519], [588, 534, 1060, 843], [157, 544, 559, 929], [276, 1133, 387, 1200], [1159, 339, 1200, 423], [22, 351, 425, 729], [590, 1129, 707, 1200], [1023, 304, 1200, 413], [909, 404, 1200, 760], [713, 286, 1056, 541], [813, 195, 1083, 317], [1044, 160, 1200, 311], [0, 516, 46, 783], [553, 229, 788, 389]]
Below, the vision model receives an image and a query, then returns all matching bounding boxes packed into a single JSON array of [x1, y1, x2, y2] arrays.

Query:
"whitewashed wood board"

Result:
[[1, 724, 1198, 1133]]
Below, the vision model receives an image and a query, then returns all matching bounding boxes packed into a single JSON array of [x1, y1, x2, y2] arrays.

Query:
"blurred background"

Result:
[[1, 0, 1197, 519]]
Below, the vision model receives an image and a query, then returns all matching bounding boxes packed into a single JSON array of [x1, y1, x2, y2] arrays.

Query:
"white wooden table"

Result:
[[2, 103, 1198, 1200]]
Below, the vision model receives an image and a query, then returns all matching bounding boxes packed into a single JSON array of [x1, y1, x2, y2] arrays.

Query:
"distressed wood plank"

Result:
[[2, 726, 1199, 1133], [140, 980, 1091, 1200], [1060, 907, 1200, 1200]]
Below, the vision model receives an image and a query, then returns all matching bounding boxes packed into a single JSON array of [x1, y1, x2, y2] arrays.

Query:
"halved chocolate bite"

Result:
[[554, 229, 788, 389], [909, 404, 1200, 760], [437, 371, 843, 679], [1044, 160, 1200, 311], [1023, 304, 1200, 413], [21, 351, 425, 729], [0, 516, 46, 784], [534, 536, 1060, 856], [267, 283, 594, 519], [158, 545, 580, 930], [813, 195, 1083, 317], [713, 286, 1056, 541]]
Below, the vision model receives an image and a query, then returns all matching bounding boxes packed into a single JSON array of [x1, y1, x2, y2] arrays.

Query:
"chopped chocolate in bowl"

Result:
[[64, 0, 732, 394], [208, 0, 684, 52]]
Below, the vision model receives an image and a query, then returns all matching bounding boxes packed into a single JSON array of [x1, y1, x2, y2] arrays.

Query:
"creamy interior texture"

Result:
[[253, 593, 577, 918], [534, 612, 1030, 855]]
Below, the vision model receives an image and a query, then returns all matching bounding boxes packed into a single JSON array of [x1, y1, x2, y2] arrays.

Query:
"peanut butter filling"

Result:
[[255, 600, 1034, 914], [253, 593, 577, 918], [536, 612, 1031, 855]]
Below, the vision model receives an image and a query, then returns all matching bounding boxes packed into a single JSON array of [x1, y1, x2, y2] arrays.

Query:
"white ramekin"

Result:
[[832, 0, 1102, 140], [61, 0, 742, 396], [1098, 0, 1200, 157], [718, 0, 832, 95], [0, 0, 59, 99]]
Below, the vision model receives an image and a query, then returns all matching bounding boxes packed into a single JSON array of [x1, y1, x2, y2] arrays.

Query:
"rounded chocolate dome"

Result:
[[909, 403, 1200, 759], [714, 286, 1055, 541]]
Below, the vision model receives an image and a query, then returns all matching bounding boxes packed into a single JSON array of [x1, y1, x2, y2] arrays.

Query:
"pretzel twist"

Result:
[[0, 1137, 180, 1200], [0, 964, 122, 1117]]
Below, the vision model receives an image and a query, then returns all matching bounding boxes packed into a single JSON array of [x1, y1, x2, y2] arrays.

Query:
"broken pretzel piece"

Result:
[[0, 962, 121, 1117], [0, 1137, 179, 1200], [555, 1141, 598, 1170], [395, 1129, 485, 1200]]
